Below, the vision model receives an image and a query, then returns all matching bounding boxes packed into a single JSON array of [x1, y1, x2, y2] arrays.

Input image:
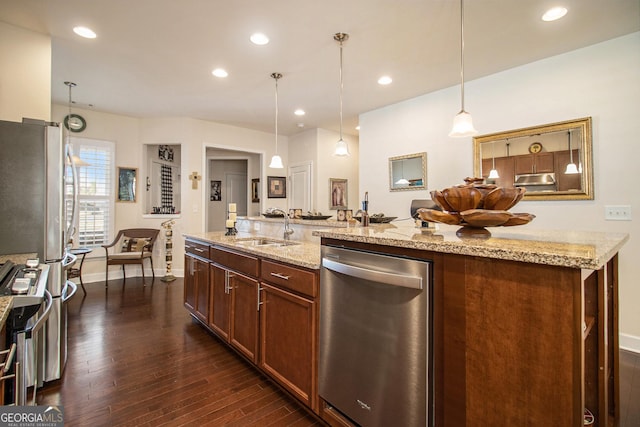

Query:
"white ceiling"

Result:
[[1, 0, 638, 136]]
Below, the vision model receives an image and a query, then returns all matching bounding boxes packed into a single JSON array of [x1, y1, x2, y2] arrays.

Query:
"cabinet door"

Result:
[[555, 150, 582, 191], [535, 152, 555, 173], [209, 264, 230, 341], [259, 283, 316, 408], [514, 154, 535, 174], [184, 254, 197, 312], [229, 273, 259, 363], [194, 257, 210, 322]]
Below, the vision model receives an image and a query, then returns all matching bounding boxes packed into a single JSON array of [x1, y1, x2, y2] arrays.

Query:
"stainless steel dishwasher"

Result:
[[319, 245, 431, 427]]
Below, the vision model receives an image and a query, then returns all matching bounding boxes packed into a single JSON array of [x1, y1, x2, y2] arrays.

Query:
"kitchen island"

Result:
[[313, 224, 628, 427]]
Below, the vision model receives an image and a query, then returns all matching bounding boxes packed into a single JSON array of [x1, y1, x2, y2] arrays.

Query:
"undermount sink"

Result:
[[235, 237, 300, 248]]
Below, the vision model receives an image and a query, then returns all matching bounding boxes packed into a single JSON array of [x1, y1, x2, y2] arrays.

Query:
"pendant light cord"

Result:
[[339, 38, 344, 140], [270, 73, 282, 154], [459, 0, 466, 112]]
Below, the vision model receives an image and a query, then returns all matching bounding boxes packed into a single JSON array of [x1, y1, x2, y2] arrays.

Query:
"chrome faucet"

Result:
[[272, 209, 294, 240]]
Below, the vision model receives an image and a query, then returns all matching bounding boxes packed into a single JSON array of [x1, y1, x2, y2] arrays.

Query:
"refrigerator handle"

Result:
[[65, 143, 79, 246], [62, 280, 78, 303]]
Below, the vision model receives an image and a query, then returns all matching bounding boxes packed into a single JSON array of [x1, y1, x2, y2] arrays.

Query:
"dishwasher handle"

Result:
[[322, 257, 423, 290]]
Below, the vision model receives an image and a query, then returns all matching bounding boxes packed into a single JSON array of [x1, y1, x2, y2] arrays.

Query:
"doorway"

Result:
[[207, 159, 248, 231], [289, 162, 312, 212]]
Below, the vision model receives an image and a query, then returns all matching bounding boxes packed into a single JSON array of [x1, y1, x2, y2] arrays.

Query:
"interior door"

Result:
[[225, 172, 247, 216], [289, 163, 312, 212]]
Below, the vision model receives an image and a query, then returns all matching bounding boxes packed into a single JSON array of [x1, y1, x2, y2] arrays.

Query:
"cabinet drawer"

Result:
[[261, 259, 317, 298], [185, 239, 210, 259], [211, 246, 259, 278]]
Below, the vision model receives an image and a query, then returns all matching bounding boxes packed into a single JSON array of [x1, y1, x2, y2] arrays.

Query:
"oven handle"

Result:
[[322, 257, 423, 290], [28, 290, 53, 336], [62, 280, 78, 303]]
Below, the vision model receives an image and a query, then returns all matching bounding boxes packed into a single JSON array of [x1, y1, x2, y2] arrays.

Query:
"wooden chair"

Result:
[[102, 228, 159, 285]]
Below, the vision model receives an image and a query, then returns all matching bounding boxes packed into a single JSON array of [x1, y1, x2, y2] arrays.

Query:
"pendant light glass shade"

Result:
[[395, 178, 410, 185], [564, 130, 579, 174], [269, 72, 284, 169], [488, 141, 499, 179], [334, 33, 350, 156], [449, 0, 477, 138]]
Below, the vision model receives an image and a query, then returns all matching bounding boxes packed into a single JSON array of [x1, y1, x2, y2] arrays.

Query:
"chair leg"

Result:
[[141, 261, 146, 284], [105, 264, 109, 288], [122, 265, 126, 280], [150, 257, 155, 278]]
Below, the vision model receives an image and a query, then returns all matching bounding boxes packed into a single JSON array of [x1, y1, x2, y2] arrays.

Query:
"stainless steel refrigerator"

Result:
[[0, 117, 78, 386]]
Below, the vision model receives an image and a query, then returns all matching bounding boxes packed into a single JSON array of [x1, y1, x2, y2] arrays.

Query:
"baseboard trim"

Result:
[[620, 333, 640, 354], [77, 269, 184, 284]]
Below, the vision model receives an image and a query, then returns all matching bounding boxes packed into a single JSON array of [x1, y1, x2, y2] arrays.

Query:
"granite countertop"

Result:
[[184, 232, 322, 269], [313, 224, 629, 270], [0, 253, 38, 264], [0, 296, 13, 330]]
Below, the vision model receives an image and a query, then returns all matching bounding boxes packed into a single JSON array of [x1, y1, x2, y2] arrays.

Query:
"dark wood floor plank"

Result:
[[37, 277, 321, 426]]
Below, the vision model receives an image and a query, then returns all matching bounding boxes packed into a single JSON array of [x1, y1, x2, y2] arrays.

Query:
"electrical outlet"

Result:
[[604, 205, 631, 221], [253, 222, 261, 231]]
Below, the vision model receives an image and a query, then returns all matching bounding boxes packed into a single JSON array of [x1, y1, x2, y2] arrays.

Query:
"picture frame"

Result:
[[251, 178, 260, 202], [329, 178, 348, 210], [211, 180, 221, 201], [267, 176, 286, 198], [117, 167, 138, 202], [337, 209, 352, 221]]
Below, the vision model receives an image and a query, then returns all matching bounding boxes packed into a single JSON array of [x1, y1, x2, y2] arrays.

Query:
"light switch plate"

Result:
[[605, 205, 632, 221]]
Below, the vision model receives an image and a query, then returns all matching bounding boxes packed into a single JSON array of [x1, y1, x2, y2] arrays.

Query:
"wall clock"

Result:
[[528, 142, 543, 154], [64, 114, 87, 133]]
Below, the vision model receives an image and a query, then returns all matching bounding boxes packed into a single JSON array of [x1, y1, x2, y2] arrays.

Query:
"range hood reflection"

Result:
[[514, 173, 557, 192]]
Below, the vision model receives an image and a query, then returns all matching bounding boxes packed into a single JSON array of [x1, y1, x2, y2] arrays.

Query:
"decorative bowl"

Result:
[[418, 177, 535, 231]]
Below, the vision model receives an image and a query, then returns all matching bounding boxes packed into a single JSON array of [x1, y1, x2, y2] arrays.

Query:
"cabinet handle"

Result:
[[257, 286, 263, 311], [224, 271, 230, 294], [270, 272, 290, 280], [194, 247, 205, 253]]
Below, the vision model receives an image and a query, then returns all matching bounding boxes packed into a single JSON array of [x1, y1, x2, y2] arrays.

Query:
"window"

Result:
[[66, 137, 115, 249]]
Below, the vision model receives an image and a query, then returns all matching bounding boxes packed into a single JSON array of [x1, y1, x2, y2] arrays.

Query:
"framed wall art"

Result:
[[211, 180, 221, 201], [251, 178, 260, 202], [117, 167, 138, 202], [267, 176, 286, 198], [329, 178, 348, 210]]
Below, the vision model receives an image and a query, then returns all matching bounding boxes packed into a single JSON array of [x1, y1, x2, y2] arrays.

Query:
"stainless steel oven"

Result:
[[319, 245, 431, 427]]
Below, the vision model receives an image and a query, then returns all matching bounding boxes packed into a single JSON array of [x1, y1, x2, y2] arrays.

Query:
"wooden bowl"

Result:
[[440, 186, 482, 212], [417, 209, 461, 225], [430, 190, 455, 212], [483, 187, 526, 211], [459, 209, 513, 227], [501, 212, 536, 227]]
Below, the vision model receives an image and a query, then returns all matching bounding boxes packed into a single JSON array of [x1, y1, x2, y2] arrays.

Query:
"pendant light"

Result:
[[449, 0, 478, 137], [565, 130, 579, 174], [63, 81, 89, 167], [268, 72, 284, 169], [488, 141, 499, 179], [395, 160, 410, 185], [334, 32, 350, 156]]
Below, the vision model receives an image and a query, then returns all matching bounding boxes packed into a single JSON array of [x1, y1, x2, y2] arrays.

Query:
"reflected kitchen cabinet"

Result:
[[555, 149, 582, 192], [514, 152, 554, 174], [482, 157, 515, 189]]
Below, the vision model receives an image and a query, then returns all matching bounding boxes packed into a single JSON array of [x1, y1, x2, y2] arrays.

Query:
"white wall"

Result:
[[0, 22, 51, 121], [288, 128, 360, 215], [360, 33, 640, 345]]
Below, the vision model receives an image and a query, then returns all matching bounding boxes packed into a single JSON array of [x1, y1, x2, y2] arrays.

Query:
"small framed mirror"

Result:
[[473, 117, 593, 200], [389, 152, 427, 191]]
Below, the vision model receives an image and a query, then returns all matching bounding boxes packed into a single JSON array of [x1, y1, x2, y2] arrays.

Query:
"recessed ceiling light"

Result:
[[294, 109, 305, 116], [250, 33, 269, 45], [212, 68, 228, 78], [378, 76, 392, 85], [73, 26, 96, 39], [542, 7, 568, 21]]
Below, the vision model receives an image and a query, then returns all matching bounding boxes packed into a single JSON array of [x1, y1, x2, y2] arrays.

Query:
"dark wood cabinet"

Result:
[[184, 253, 209, 323], [228, 272, 259, 363], [259, 260, 318, 410], [482, 156, 515, 188], [514, 152, 554, 174], [208, 263, 230, 341]]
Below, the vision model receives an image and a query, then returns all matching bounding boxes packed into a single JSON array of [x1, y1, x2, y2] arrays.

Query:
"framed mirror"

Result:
[[473, 117, 593, 200], [389, 152, 427, 191]]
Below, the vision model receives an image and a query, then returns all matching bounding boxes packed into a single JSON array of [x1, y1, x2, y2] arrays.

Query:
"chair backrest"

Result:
[[116, 228, 159, 253]]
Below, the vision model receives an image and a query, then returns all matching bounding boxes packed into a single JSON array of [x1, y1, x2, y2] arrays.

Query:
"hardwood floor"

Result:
[[36, 277, 640, 426], [37, 277, 322, 427]]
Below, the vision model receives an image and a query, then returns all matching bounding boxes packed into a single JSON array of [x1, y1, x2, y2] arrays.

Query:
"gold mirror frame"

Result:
[[473, 117, 593, 201], [389, 152, 427, 192]]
